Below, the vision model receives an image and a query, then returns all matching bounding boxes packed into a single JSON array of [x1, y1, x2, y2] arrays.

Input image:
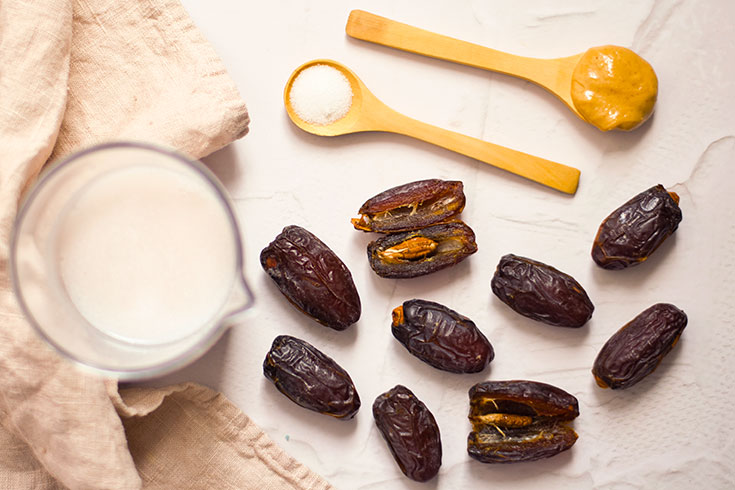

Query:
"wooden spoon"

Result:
[[284, 59, 580, 194], [346, 10, 586, 120]]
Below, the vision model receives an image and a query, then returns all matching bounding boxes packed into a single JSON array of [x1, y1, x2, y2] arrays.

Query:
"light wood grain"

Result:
[[284, 60, 580, 194], [346, 9, 584, 118]]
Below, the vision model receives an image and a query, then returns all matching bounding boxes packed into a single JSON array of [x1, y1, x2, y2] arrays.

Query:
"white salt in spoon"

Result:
[[284, 59, 580, 194]]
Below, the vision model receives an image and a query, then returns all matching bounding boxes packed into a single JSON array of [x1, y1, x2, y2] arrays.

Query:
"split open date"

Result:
[[352, 179, 465, 233], [367, 222, 477, 278], [354, 179, 478, 278], [467, 380, 579, 463]]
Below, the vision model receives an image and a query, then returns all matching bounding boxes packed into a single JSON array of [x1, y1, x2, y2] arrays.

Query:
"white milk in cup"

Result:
[[10, 142, 253, 379]]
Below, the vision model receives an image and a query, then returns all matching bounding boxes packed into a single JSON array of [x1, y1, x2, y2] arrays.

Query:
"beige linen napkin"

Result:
[[0, 1, 333, 489]]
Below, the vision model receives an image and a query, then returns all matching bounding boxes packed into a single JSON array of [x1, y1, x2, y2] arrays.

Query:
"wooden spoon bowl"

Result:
[[346, 10, 656, 132], [284, 59, 580, 195]]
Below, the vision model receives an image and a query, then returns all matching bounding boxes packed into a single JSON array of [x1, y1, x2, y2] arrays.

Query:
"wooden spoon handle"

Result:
[[375, 106, 579, 194], [346, 10, 552, 84]]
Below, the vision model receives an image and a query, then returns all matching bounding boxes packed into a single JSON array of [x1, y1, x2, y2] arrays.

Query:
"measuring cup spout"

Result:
[[220, 272, 255, 324]]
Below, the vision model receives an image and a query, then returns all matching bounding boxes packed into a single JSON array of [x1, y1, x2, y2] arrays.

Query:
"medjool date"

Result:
[[391, 299, 494, 373], [468, 380, 579, 463], [368, 221, 477, 278], [373, 385, 442, 482], [263, 335, 360, 419], [352, 179, 465, 233], [260, 225, 360, 330], [592, 303, 687, 389], [491, 254, 594, 328], [592, 184, 682, 270]]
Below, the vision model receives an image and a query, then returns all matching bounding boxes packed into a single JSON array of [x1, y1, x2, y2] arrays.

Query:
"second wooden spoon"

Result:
[[285, 59, 580, 194], [346, 9, 659, 133], [346, 10, 585, 119]]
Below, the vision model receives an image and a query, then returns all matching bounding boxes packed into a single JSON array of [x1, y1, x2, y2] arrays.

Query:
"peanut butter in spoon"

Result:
[[571, 46, 658, 131]]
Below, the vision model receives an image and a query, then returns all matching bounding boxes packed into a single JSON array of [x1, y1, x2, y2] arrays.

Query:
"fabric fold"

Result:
[[113, 383, 335, 490], [52, 0, 250, 163], [0, 0, 331, 489], [0, 1, 141, 488]]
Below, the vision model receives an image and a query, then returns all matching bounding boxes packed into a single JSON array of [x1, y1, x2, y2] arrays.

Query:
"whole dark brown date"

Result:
[[491, 254, 594, 328], [263, 335, 360, 419], [367, 221, 478, 278], [468, 380, 579, 463], [352, 179, 465, 233], [391, 299, 494, 373], [592, 303, 687, 389], [260, 225, 360, 330], [592, 184, 682, 270], [373, 385, 442, 482]]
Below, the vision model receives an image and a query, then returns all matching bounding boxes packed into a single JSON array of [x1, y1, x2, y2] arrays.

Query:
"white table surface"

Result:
[[158, 1, 735, 488]]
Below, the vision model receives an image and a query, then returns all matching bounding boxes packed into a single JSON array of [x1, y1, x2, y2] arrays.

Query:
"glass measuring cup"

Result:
[[10, 142, 253, 380]]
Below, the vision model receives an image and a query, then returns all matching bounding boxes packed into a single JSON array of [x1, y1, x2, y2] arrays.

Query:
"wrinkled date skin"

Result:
[[491, 254, 594, 328], [467, 380, 579, 463], [352, 179, 466, 233], [592, 303, 687, 389], [373, 385, 442, 482], [260, 225, 361, 330], [392, 299, 494, 373], [592, 184, 682, 270], [263, 335, 361, 419], [367, 221, 478, 278]]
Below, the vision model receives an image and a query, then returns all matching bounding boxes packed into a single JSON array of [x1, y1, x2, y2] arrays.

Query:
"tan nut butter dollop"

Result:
[[571, 45, 658, 131]]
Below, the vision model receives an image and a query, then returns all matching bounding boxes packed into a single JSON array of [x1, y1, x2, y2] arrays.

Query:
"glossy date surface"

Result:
[[367, 221, 477, 278], [260, 225, 361, 330], [352, 179, 465, 233], [391, 299, 494, 373], [592, 184, 682, 270], [467, 380, 579, 463], [263, 335, 361, 419], [592, 303, 687, 389], [491, 254, 594, 328], [373, 385, 442, 482]]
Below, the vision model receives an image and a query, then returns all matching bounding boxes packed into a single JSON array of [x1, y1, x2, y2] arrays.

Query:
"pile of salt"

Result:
[[289, 64, 353, 125]]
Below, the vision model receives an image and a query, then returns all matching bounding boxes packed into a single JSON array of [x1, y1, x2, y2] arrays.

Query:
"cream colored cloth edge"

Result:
[[51, 0, 251, 163], [0, 0, 333, 488], [110, 382, 334, 490], [0, 1, 140, 488]]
